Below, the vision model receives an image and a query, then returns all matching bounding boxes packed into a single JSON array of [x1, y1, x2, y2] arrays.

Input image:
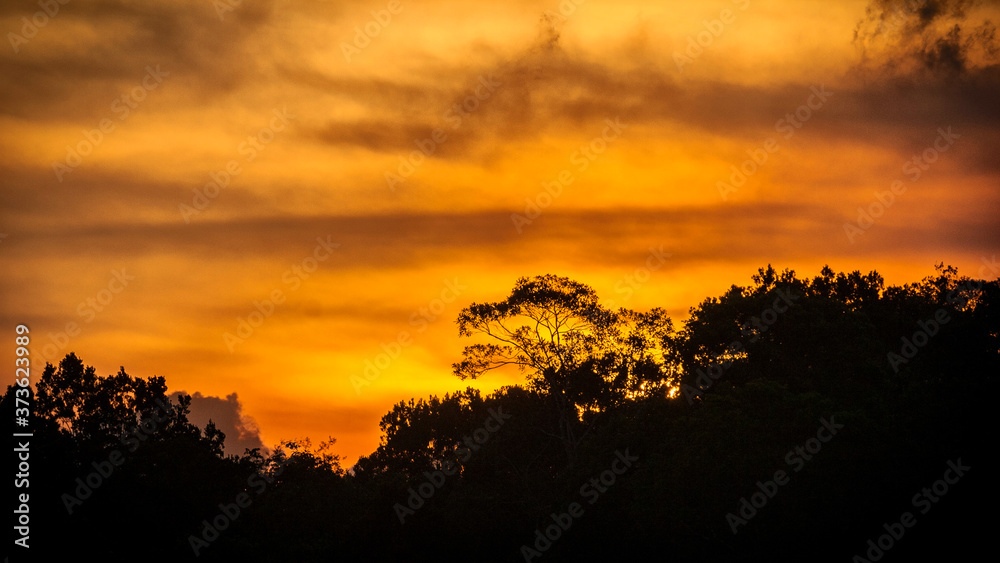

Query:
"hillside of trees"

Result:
[[5, 264, 997, 562]]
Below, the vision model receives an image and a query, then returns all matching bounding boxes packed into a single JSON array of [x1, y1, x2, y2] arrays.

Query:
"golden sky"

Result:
[[2, 0, 998, 464]]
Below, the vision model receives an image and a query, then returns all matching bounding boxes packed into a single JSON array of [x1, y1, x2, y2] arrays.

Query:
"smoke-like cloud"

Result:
[[853, 0, 999, 77], [171, 391, 267, 456]]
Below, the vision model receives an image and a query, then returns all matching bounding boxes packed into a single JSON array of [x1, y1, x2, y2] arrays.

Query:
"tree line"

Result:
[[4, 263, 997, 562]]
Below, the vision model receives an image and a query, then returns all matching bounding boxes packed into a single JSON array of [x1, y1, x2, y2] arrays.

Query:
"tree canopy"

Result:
[[7, 264, 997, 562], [454, 274, 678, 409]]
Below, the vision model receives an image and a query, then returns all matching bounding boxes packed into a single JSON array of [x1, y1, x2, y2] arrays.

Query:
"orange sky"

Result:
[[2, 0, 998, 465]]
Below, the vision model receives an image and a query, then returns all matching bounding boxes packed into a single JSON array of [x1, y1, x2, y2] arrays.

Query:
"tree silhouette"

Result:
[[453, 274, 678, 463], [7, 264, 997, 561]]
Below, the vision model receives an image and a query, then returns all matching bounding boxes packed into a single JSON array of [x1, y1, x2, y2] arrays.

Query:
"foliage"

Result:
[[453, 274, 679, 410], [9, 264, 998, 562]]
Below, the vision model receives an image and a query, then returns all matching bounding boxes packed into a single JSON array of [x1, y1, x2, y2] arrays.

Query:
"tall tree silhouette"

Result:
[[453, 274, 677, 463]]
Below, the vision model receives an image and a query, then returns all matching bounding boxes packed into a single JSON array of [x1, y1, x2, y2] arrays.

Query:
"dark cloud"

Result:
[[170, 391, 268, 455], [5, 202, 997, 272], [299, 62, 1000, 180], [853, 0, 999, 77], [0, 0, 274, 120], [292, 3, 998, 166], [3, 0, 997, 155], [313, 118, 462, 154], [0, 163, 283, 237], [536, 10, 566, 52]]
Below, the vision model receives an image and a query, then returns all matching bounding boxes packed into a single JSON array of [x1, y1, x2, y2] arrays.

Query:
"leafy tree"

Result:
[[9, 354, 250, 559], [452, 274, 677, 462], [33, 352, 219, 454]]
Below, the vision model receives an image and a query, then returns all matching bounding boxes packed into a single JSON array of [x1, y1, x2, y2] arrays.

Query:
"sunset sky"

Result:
[[1, 0, 998, 464]]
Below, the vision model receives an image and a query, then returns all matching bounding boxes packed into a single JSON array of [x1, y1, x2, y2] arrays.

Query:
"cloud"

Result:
[[170, 390, 267, 456], [853, 0, 999, 77], [293, 7, 1000, 170], [5, 202, 996, 275], [0, 0, 273, 120]]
